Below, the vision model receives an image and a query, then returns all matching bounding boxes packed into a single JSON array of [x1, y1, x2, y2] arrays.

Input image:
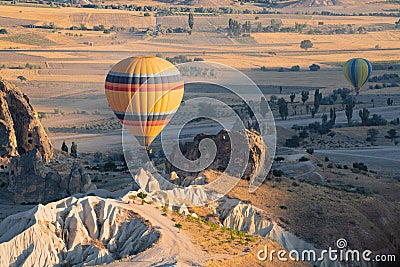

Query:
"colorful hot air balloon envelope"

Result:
[[343, 58, 372, 94], [105, 56, 184, 147]]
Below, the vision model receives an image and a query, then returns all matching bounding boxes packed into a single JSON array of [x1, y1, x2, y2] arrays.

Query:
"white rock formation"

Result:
[[217, 199, 343, 267], [0, 196, 160, 267]]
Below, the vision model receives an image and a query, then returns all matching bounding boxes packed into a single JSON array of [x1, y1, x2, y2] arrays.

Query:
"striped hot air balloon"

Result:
[[343, 58, 372, 94], [105, 56, 184, 147]]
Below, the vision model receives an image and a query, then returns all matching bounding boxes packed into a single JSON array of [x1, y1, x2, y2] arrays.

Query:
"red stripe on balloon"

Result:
[[105, 82, 184, 92]]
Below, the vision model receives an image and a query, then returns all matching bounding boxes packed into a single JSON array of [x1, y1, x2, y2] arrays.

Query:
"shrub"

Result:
[[273, 169, 284, 177], [290, 65, 300, 71], [353, 162, 368, 171], [137, 191, 148, 200], [274, 156, 285, 162], [306, 148, 314, 154], [0, 28, 8, 34], [309, 64, 320, 71], [285, 135, 301, 147], [299, 156, 310, 162], [17, 75, 27, 81], [279, 205, 288, 210]]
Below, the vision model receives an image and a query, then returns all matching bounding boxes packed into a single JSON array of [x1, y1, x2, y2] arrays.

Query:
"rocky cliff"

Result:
[[0, 78, 52, 169], [0, 196, 160, 267], [7, 149, 96, 204], [166, 129, 268, 181]]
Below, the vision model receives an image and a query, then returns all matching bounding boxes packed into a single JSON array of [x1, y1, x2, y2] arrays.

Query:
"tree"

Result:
[[174, 223, 182, 233], [309, 64, 320, 71], [290, 92, 296, 103], [301, 91, 309, 104], [228, 18, 242, 37], [338, 88, 351, 102], [277, 98, 289, 120], [17, 75, 26, 82], [70, 142, 78, 158], [299, 129, 309, 139], [61, 141, 68, 153], [329, 107, 337, 125], [137, 191, 148, 204], [359, 108, 370, 126], [366, 129, 379, 145], [313, 89, 322, 116], [0, 28, 7, 34], [243, 20, 251, 33], [300, 39, 313, 51], [345, 97, 356, 125], [290, 65, 300, 71], [395, 19, 400, 29], [260, 96, 268, 118], [188, 13, 194, 31], [269, 95, 277, 104], [285, 135, 301, 147], [385, 129, 399, 144]]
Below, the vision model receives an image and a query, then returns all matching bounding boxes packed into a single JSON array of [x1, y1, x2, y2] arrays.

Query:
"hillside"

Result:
[[140, 0, 232, 6]]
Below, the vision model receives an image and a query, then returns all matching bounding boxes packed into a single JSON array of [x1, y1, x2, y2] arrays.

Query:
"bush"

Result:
[[17, 75, 26, 81], [144, 12, 151, 16], [299, 156, 310, 162], [306, 148, 314, 154], [285, 135, 301, 147], [193, 57, 204, 61], [327, 163, 334, 168], [137, 192, 148, 200], [290, 65, 300, 72], [93, 25, 105, 31], [274, 156, 285, 162], [279, 205, 288, 210], [104, 161, 117, 172], [0, 28, 7, 34], [309, 64, 320, 71], [273, 169, 284, 177], [353, 162, 368, 171]]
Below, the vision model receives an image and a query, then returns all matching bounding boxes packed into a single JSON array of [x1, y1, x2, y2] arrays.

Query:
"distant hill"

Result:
[[299, 0, 341, 6], [290, 0, 372, 7], [156, 0, 232, 6]]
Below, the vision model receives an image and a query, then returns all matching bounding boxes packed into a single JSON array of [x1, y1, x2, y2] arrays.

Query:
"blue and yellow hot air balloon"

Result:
[[343, 58, 372, 95], [105, 56, 184, 147]]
